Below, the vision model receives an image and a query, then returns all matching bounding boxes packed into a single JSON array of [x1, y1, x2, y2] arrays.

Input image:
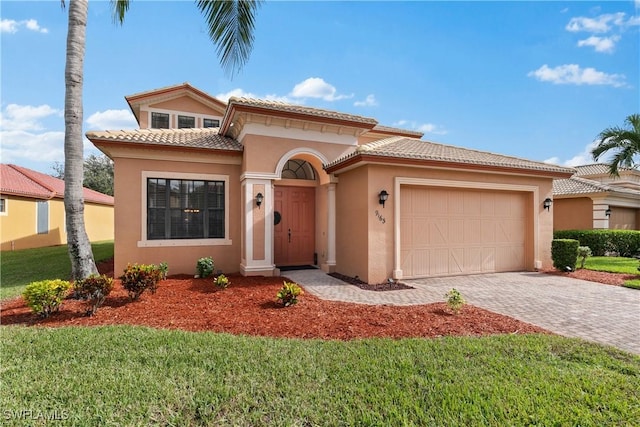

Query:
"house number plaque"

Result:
[[374, 210, 386, 224]]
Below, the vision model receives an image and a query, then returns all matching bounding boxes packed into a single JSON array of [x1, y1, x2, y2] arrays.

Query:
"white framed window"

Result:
[[139, 171, 231, 247], [203, 118, 220, 128], [151, 112, 170, 129], [178, 115, 195, 129]]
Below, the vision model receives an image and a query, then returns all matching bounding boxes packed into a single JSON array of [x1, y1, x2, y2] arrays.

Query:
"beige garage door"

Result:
[[609, 207, 637, 230], [400, 186, 529, 278]]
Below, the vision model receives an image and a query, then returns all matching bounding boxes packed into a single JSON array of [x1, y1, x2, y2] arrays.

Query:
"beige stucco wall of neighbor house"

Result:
[[0, 196, 64, 251], [553, 198, 593, 231], [111, 155, 242, 276], [610, 207, 638, 230], [334, 164, 554, 284], [84, 203, 115, 243]]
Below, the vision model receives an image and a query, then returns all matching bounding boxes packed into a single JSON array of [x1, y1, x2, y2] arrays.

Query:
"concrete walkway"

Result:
[[284, 269, 640, 355]]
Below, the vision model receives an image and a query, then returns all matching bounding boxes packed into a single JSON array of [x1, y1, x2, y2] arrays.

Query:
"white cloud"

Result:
[[543, 140, 606, 167], [0, 129, 65, 164], [290, 77, 352, 101], [577, 35, 620, 53], [0, 104, 61, 131], [392, 120, 447, 135], [86, 109, 137, 130], [0, 18, 48, 34], [354, 94, 378, 107], [216, 88, 259, 102], [566, 12, 626, 33], [527, 64, 626, 87]]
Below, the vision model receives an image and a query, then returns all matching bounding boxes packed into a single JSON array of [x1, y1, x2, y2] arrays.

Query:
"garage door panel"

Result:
[[401, 187, 528, 278]]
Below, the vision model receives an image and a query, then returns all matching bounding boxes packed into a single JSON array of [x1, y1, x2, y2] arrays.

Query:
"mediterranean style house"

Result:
[[0, 164, 114, 251], [553, 164, 640, 231], [87, 83, 573, 283]]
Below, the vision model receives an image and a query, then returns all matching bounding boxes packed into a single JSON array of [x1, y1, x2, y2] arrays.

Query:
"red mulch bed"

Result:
[[542, 268, 638, 286], [0, 258, 548, 340]]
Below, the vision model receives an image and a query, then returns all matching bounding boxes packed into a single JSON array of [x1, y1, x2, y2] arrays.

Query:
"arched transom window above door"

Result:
[[281, 159, 316, 180]]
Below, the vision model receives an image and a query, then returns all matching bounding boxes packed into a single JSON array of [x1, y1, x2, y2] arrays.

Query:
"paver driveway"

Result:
[[285, 270, 640, 355]]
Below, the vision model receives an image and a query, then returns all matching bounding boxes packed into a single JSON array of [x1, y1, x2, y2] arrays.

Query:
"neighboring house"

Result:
[[553, 164, 640, 231], [87, 83, 573, 284], [0, 164, 114, 251]]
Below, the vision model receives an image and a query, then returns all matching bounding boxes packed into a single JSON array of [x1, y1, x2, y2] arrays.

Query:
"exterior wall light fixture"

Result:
[[379, 190, 389, 208], [256, 193, 263, 209], [605, 207, 611, 217], [543, 198, 552, 211]]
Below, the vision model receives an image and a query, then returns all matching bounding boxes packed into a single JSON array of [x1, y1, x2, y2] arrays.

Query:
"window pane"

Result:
[[37, 200, 48, 234], [0, 198, 5, 213], [151, 112, 169, 129], [178, 115, 195, 129], [203, 118, 220, 128]]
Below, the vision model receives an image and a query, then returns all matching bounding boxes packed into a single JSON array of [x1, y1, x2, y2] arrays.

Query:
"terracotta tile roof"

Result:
[[326, 136, 575, 175], [227, 97, 378, 126], [553, 176, 640, 197], [86, 128, 243, 152], [0, 164, 114, 205], [574, 163, 638, 176], [368, 125, 424, 138]]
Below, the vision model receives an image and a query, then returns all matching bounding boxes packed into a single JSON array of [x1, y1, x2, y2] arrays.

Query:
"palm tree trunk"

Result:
[[64, 0, 98, 280]]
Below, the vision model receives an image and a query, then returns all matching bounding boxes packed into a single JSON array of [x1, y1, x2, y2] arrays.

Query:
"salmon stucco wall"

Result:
[[334, 164, 555, 284], [553, 198, 593, 231], [0, 196, 112, 251], [112, 155, 242, 276]]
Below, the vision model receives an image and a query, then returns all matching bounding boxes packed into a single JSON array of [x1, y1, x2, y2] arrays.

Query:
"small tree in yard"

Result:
[[577, 246, 592, 269]]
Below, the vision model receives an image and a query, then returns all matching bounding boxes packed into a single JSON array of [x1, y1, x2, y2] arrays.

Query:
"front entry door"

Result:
[[274, 186, 315, 266]]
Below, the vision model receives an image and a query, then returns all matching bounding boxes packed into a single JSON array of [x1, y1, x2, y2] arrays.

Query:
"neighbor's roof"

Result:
[[225, 97, 378, 127], [0, 164, 114, 205], [553, 176, 640, 197], [86, 128, 243, 152], [574, 163, 638, 176], [325, 136, 575, 176]]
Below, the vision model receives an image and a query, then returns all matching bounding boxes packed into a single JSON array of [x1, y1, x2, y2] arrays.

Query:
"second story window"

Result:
[[203, 118, 220, 128], [178, 115, 195, 129], [151, 112, 169, 129]]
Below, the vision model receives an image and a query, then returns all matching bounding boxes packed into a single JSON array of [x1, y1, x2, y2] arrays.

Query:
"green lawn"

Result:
[[1, 326, 638, 426], [584, 256, 640, 289], [0, 241, 113, 300]]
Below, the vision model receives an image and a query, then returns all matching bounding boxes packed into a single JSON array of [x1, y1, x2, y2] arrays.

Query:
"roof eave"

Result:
[[90, 138, 243, 157]]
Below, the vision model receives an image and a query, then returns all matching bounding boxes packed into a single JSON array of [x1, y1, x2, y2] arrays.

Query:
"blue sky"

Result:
[[1, 1, 639, 175]]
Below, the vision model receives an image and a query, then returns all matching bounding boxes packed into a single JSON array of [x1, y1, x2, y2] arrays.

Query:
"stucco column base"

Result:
[[321, 263, 336, 273], [392, 270, 403, 280], [240, 263, 276, 277]]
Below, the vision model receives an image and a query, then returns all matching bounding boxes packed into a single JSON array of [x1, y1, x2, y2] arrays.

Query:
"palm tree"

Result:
[[591, 114, 640, 176], [62, 0, 261, 280]]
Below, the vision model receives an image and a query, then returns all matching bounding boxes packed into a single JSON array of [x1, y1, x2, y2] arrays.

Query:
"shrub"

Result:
[[159, 262, 169, 280], [554, 230, 640, 257], [577, 246, 592, 269], [73, 274, 114, 316], [551, 239, 579, 272], [445, 288, 465, 314], [214, 274, 229, 289], [121, 263, 163, 300], [196, 257, 214, 278], [276, 281, 303, 307], [22, 279, 71, 318]]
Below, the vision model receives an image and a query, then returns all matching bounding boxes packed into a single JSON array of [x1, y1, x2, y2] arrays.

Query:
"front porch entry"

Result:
[[274, 186, 316, 266]]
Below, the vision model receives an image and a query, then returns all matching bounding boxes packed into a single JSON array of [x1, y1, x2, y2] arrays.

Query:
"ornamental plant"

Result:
[[121, 263, 163, 301], [214, 274, 230, 289], [196, 257, 215, 278], [22, 279, 71, 318], [445, 288, 465, 314], [577, 246, 592, 270], [276, 281, 303, 307], [73, 274, 114, 316], [159, 262, 169, 280]]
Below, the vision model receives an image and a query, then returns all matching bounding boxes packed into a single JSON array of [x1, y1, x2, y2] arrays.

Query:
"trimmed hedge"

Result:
[[553, 229, 640, 257], [551, 239, 579, 271]]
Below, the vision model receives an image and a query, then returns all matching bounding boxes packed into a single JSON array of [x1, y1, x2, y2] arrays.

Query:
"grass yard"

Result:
[[583, 256, 640, 289], [1, 326, 639, 426], [0, 241, 113, 300]]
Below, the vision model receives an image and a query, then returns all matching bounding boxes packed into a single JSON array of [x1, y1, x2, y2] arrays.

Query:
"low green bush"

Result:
[[22, 279, 71, 318], [551, 239, 579, 271], [577, 246, 592, 269], [276, 281, 303, 307], [554, 230, 640, 257], [121, 263, 163, 301], [196, 257, 214, 278], [73, 274, 114, 316], [445, 288, 465, 314], [214, 274, 229, 289]]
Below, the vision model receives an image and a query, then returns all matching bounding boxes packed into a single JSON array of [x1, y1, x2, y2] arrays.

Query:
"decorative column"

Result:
[[321, 182, 336, 273], [240, 177, 275, 276], [593, 202, 610, 230]]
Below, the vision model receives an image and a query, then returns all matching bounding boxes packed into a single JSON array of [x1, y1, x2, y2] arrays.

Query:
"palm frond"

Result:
[[111, 0, 130, 25], [196, 0, 262, 78], [591, 114, 640, 176]]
